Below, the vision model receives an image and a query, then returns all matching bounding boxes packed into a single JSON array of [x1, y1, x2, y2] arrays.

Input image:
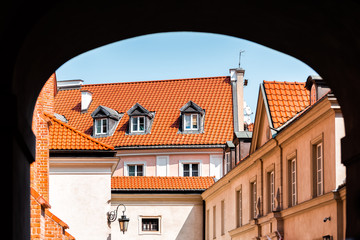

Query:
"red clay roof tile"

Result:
[[263, 81, 310, 128], [45, 113, 114, 150], [111, 176, 215, 190], [54, 76, 233, 147]]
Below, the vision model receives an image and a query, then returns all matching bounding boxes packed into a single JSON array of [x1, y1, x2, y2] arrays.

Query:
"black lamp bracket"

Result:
[[108, 203, 126, 223]]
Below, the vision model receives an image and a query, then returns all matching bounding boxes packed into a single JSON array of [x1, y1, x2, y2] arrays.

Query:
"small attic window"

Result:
[[131, 116, 145, 132], [184, 114, 199, 130], [179, 101, 205, 134], [127, 103, 155, 135], [95, 118, 108, 134], [91, 105, 123, 138]]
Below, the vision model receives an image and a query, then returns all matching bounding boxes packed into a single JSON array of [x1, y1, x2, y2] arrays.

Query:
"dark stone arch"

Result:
[[4, 1, 360, 238]]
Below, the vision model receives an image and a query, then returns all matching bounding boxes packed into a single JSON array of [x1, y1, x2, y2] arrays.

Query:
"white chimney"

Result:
[[230, 68, 245, 132], [81, 90, 92, 112]]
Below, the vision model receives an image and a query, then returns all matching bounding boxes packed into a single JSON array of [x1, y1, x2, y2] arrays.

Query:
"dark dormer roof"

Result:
[[91, 105, 122, 120], [305, 75, 324, 90], [127, 103, 154, 119], [180, 101, 205, 115]]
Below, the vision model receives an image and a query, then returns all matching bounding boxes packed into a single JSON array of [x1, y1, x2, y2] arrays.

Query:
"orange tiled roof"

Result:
[[263, 81, 310, 128], [45, 113, 114, 150], [54, 77, 233, 147], [111, 176, 215, 190]]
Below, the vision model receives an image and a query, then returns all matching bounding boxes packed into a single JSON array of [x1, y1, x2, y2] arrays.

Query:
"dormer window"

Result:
[[131, 116, 145, 132], [179, 101, 205, 134], [127, 103, 155, 135], [184, 114, 199, 130], [95, 118, 108, 134], [91, 105, 123, 138]]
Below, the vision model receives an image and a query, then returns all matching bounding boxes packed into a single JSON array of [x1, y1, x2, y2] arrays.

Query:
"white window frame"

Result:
[[270, 171, 275, 212], [290, 158, 297, 206], [184, 113, 199, 130], [224, 152, 231, 174], [236, 188, 242, 227], [124, 161, 147, 176], [138, 216, 161, 235], [131, 116, 145, 132], [179, 160, 202, 177], [316, 142, 323, 196], [95, 118, 108, 134]]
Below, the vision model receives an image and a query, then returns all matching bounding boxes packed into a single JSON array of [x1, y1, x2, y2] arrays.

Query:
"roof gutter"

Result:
[[111, 189, 206, 194], [50, 149, 117, 157], [115, 144, 225, 150]]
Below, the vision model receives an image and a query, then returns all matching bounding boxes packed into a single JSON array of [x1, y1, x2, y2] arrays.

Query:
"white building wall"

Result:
[[110, 194, 204, 240], [49, 157, 118, 240]]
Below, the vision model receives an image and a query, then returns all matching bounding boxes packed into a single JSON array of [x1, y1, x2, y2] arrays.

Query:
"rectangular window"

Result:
[[132, 116, 145, 132], [139, 216, 161, 235], [251, 181, 257, 219], [183, 163, 199, 177], [142, 218, 159, 232], [95, 118, 107, 134], [236, 189, 242, 227], [221, 200, 225, 235], [268, 171, 275, 212], [184, 114, 199, 130], [224, 152, 231, 174], [316, 142, 323, 196], [289, 158, 297, 206], [213, 205, 216, 239], [128, 164, 143, 176]]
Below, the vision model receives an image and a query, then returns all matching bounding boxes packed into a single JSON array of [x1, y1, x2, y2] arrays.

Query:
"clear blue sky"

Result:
[[56, 32, 318, 121]]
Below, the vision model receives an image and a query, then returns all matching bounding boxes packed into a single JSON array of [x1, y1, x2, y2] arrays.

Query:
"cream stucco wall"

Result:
[[49, 157, 118, 240], [202, 96, 346, 240], [110, 193, 204, 240]]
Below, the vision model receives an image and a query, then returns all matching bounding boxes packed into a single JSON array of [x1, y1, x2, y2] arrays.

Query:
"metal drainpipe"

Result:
[[274, 138, 283, 210]]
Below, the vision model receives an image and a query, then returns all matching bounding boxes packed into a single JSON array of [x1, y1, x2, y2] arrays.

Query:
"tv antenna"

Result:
[[238, 50, 245, 68]]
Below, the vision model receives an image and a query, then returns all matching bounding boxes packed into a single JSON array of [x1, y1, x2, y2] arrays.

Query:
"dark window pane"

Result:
[[137, 165, 143, 176], [128, 165, 135, 176], [192, 164, 199, 176], [139, 117, 145, 131], [132, 117, 138, 131], [142, 218, 159, 231]]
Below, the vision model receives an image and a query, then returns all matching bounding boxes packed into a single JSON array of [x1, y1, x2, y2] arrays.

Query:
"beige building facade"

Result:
[[202, 77, 346, 240]]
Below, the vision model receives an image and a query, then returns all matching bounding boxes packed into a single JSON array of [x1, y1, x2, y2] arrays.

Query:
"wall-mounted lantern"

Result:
[[108, 204, 130, 234]]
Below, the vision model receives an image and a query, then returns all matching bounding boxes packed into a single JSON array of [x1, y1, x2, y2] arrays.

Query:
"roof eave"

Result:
[[111, 189, 206, 194], [114, 144, 226, 150]]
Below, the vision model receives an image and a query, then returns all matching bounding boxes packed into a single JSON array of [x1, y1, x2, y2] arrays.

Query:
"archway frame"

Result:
[[4, 1, 360, 239]]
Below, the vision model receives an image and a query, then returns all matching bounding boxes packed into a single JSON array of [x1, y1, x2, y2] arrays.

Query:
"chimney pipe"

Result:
[[81, 90, 92, 112], [230, 68, 245, 132]]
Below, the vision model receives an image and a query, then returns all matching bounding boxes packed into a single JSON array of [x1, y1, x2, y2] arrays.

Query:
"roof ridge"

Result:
[[83, 76, 229, 87], [263, 80, 306, 85], [44, 113, 114, 150]]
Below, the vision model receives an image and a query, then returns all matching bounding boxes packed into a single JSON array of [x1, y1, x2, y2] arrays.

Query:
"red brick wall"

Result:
[[31, 73, 75, 240], [31, 73, 56, 200]]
